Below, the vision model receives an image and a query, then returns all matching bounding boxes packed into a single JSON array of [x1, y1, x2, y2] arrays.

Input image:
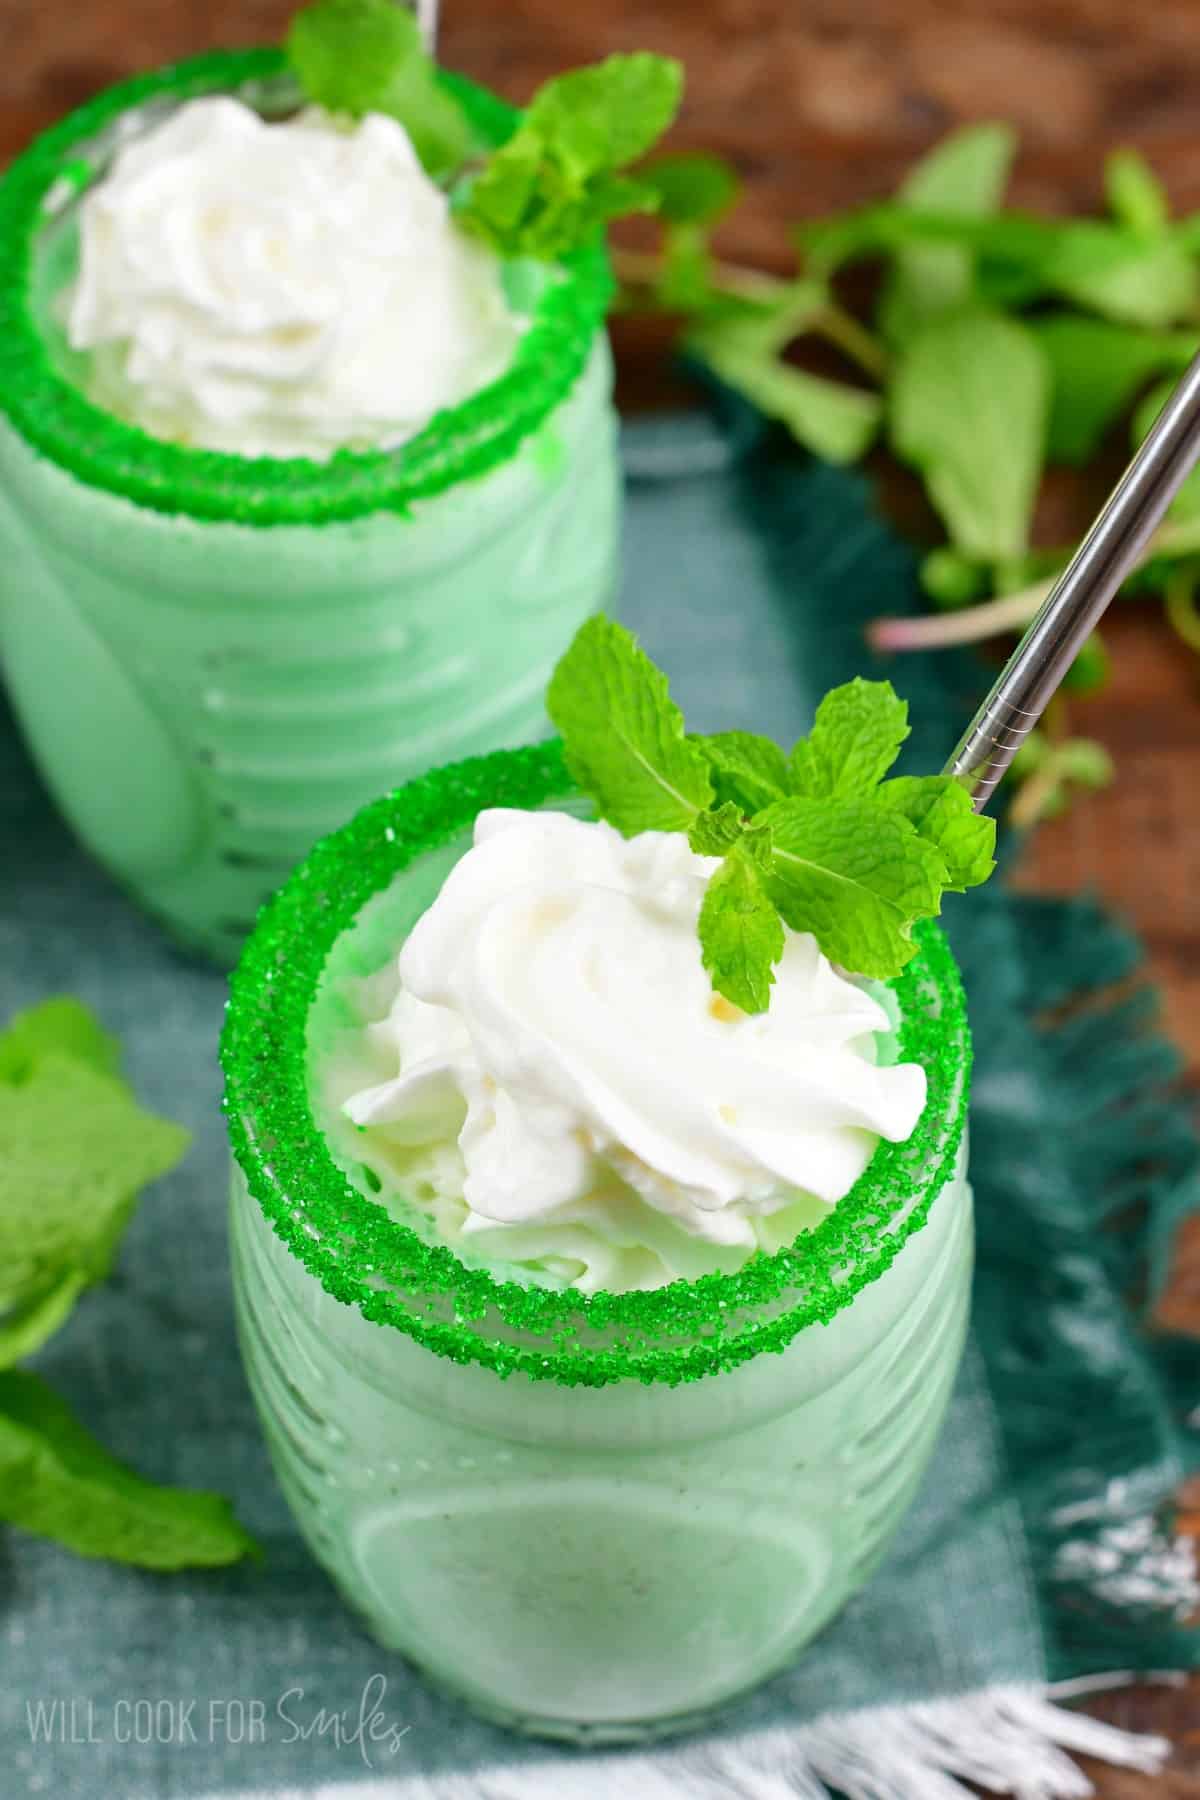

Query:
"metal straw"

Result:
[[945, 346, 1200, 811], [416, 0, 439, 52]]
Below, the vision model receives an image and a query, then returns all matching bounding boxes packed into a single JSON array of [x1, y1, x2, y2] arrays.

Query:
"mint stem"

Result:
[[870, 516, 1200, 654], [613, 245, 788, 305], [869, 581, 1052, 651], [811, 303, 889, 381], [615, 248, 889, 380], [1007, 754, 1065, 830]]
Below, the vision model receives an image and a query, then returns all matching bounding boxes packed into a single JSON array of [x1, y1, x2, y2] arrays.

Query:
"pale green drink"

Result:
[[0, 52, 618, 962], [224, 742, 973, 1740]]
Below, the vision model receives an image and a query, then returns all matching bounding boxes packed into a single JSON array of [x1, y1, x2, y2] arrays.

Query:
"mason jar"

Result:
[[0, 51, 619, 963], [223, 741, 973, 1742]]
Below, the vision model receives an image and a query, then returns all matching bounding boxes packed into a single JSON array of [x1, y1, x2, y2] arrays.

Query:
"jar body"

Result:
[[230, 1149, 972, 1741], [0, 339, 619, 962]]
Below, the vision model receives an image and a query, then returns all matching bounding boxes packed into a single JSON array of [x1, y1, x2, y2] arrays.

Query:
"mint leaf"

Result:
[[1045, 223, 1197, 328], [657, 224, 718, 311], [880, 124, 1016, 343], [807, 203, 1197, 326], [0, 1045, 190, 1356], [698, 847, 785, 1014], [1034, 316, 1194, 465], [0, 1272, 89, 1372], [688, 802, 745, 857], [799, 206, 1056, 298], [692, 730, 788, 812], [527, 54, 682, 171], [895, 123, 1016, 218], [890, 305, 1049, 560], [287, 0, 417, 114], [0, 997, 118, 1084], [547, 616, 712, 834], [643, 165, 751, 315], [876, 775, 996, 892], [641, 152, 739, 226], [788, 678, 909, 798], [286, 0, 471, 178], [0, 1370, 259, 1569], [457, 54, 682, 257], [688, 322, 882, 464], [688, 806, 774, 870], [762, 798, 947, 979], [1105, 149, 1169, 237]]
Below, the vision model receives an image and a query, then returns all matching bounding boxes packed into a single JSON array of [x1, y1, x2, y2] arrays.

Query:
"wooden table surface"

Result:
[[3, 0, 1198, 1787]]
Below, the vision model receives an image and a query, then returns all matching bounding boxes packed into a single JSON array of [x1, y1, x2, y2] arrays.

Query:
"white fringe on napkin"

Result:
[[202, 1681, 1174, 1800]]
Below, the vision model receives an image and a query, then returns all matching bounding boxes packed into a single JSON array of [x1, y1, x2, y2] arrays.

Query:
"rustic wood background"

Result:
[[3, 0, 1199, 1787]]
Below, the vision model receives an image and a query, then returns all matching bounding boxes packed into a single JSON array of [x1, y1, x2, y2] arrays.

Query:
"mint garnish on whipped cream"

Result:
[[63, 3, 682, 459], [288, 0, 684, 257], [548, 617, 996, 1014], [336, 623, 992, 1292]]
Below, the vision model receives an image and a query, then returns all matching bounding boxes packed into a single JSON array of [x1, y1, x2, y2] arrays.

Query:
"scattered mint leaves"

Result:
[[546, 615, 713, 834], [0, 1043, 190, 1349], [549, 617, 996, 1010], [698, 847, 785, 1014], [613, 117, 1200, 817], [1044, 222, 1198, 330], [890, 306, 1049, 561], [0, 1371, 259, 1570], [788, 677, 910, 798], [0, 999, 259, 1569], [796, 205, 1057, 298], [0, 995, 118, 1084], [456, 53, 683, 258], [688, 322, 883, 464], [286, 0, 471, 178], [1033, 316, 1194, 465]]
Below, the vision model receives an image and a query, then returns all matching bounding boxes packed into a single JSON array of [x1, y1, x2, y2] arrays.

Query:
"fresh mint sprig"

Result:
[[0, 999, 259, 1570], [547, 617, 995, 1013], [455, 54, 684, 259], [285, 2, 683, 254]]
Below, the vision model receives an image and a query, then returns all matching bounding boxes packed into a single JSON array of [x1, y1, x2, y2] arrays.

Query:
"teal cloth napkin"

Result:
[[2, 414, 1198, 1800]]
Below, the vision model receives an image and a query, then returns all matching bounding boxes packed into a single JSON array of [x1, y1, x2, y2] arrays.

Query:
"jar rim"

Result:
[[221, 740, 972, 1387], [0, 48, 612, 528]]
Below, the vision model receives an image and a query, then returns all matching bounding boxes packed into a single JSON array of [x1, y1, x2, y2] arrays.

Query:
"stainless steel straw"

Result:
[[416, 0, 439, 52], [945, 347, 1200, 810]]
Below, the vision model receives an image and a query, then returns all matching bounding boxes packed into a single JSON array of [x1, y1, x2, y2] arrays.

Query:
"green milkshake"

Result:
[[224, 621, 994, 1738], [0, 23, 679, 960]]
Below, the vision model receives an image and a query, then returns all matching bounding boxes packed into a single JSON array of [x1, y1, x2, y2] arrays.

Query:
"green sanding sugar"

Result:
[[0, 49, 612, 527], [221, 740, 972, 1387]]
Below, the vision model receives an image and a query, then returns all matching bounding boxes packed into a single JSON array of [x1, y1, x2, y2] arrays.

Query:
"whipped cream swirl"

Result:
[[65, 96, 519, 459], [343, 810, 927, 1291]]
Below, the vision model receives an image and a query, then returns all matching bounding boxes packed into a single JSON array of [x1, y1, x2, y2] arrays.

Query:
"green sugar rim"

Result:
[[0, 48, 612, 527], [222, 740, 972, 1387]]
